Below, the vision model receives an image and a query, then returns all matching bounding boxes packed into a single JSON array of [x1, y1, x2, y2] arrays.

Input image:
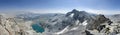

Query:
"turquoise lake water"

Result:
[[32, 23, 44, 33]]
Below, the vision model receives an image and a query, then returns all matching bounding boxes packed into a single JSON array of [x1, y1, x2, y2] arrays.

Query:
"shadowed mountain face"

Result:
[[66, 9, 95, 23], [86, 14, 112, 30]]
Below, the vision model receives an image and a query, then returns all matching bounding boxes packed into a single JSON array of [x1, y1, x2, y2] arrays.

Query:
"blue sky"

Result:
[[0, 0, 120, 14]]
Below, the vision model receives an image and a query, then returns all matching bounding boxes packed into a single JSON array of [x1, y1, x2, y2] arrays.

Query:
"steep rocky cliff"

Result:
[[0, 14, 40, 35]]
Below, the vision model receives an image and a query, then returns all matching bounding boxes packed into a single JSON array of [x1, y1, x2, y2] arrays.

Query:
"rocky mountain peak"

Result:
[[65, 9, 93, 23], [86, 14, 112, 30], [96, 14, 109, 22], [66, 9, 87, 17], [71, 9, 79, 12]]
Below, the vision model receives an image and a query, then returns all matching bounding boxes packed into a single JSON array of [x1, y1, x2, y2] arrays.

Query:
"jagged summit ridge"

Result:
[[66, 9, 87, 17], [66, 9, 94, 23]]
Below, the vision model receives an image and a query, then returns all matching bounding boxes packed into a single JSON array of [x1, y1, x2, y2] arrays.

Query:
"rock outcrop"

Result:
[[86, 14, 112, 30], [0, 14, 40, 35]]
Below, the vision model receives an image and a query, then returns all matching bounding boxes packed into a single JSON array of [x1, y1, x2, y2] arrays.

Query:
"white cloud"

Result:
[[1, 7, 120, 14], [17, 8, 120, 15], [86, 9, 120, 15], [26, 8, 72, 14]]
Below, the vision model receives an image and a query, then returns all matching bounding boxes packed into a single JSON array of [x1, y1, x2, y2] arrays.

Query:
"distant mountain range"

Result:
[[37, 9, 120, 35], [0, 9, 120, 35]]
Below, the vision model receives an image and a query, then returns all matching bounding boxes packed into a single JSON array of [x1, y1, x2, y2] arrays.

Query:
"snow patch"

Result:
[[71, 27, 79, 30], [54, 26, 69, 35], [70, 13, 74, 17], [82, 20, 88, 26], [75, 20, 80, 25]]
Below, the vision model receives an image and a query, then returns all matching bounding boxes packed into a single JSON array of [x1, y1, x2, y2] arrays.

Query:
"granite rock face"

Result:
[[66, 9, 95, 23], [0, 14, 40, 35], [86, 14, 112, 30]]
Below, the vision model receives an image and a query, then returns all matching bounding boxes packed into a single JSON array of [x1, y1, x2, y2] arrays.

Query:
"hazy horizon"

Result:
[[0, 0, 120, 14]]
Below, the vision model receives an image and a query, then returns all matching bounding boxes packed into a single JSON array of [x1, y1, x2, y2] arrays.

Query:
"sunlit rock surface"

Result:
[[0, 14, 41, 35]]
